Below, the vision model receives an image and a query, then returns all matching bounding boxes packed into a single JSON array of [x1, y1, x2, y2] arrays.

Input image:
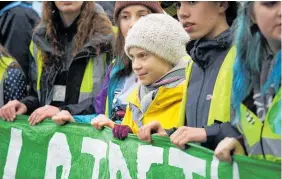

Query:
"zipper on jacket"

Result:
[[195, 70, 206, 127]]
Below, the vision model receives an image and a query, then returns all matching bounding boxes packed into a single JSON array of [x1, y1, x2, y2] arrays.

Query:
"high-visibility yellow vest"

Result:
[[237, 88, 281, 162], [29, 41, 107, 103], [179, 46, 237, 126]]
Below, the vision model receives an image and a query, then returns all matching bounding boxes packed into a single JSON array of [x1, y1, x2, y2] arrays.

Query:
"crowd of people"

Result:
[[0, 1, 281, 164]]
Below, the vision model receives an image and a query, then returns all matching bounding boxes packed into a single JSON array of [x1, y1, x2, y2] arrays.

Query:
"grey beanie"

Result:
[[125, 14, 190, 65]]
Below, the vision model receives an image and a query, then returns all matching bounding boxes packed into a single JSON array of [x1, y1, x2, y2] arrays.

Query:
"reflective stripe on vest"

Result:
[[78, 54, 107, 103], [30, 41, 107, 104], [237, 88, 281, 162], [179, 46, 236, 126], [178, 59, 193, 126], [0, 56, 15, 106], [78, 57, 94, 102], [29, 41, 42, 101]]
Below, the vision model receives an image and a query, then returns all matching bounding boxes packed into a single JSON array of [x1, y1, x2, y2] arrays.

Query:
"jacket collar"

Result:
[[189, 28, 232, 70]]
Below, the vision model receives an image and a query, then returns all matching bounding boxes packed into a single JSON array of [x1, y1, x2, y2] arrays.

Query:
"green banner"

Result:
[[0, 115, 280, 179]]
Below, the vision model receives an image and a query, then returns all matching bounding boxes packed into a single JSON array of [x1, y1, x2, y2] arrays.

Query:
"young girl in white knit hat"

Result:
[[93, 13, 191, 139]]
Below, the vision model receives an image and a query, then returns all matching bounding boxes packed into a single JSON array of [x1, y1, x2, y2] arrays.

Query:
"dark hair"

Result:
[[39, 2, 113, 66], [172, 1, 239, 26], [113, 18, 132, 76], [226, 2, 240, 26]]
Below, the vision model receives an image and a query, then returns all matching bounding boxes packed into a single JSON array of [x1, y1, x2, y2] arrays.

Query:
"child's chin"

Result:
[[140, 80, 151, 86]]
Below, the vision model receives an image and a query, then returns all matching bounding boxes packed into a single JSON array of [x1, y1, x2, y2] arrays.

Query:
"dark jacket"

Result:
[[184, 29, 241, 149], [185, 29, 233, 128], [0, 2, 40, 79], [21, 14, 113, 115]]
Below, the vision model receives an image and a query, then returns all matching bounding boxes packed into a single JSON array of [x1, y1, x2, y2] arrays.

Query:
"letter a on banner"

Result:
[[81, 138, 107, 179], [44, 132, 72, 179]]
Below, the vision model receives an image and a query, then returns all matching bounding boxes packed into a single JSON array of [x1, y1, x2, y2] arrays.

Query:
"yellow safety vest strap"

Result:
[[207, 46, 236, 125]]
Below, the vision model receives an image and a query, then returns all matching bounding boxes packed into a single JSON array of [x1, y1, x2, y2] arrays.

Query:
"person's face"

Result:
[[54, 1, 83, 14], [129, 47, 173, 85], [252, 1, 281, 50], [119, 5, 151, 38], [177, 1, 228, 40]]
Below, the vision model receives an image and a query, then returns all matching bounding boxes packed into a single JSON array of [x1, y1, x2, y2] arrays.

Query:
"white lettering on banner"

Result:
[[137, 145, 164, 179], [168, 148, 206, 179], [108, 142, 132, 179], [210, 156, 219, 178], [81, 138, 107, 179], [1, 128, 243, 178], [44, 132, 72, 179], [233, 162, 240, 179], [3, 128, 22, 179]]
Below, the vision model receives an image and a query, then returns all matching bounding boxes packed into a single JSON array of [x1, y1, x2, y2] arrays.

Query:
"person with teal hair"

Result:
[[215, 1, 281, 163]]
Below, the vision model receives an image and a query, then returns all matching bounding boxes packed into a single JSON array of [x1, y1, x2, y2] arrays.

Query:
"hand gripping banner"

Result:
[[0, 115, 280, 179]]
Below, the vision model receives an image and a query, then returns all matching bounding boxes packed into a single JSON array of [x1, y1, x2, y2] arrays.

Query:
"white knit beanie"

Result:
[[124, 14, 190, 65]]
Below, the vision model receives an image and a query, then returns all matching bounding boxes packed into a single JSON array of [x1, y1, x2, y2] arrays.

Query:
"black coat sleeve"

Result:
[[20, 50, 40, 114], [202, 93, 256, 150], [59, 98, 95, 115], [203, 122, 242, 150]]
